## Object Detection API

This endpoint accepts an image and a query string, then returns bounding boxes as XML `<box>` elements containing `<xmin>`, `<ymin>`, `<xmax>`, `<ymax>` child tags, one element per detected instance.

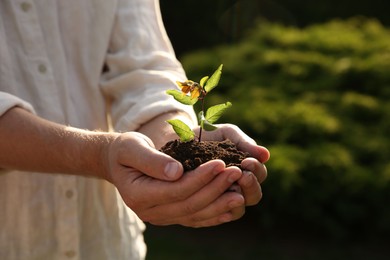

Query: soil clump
<box><xmin>160</xmin><ymin>139</ymin><xmax>249</xmax><ymax>172</ymax></box>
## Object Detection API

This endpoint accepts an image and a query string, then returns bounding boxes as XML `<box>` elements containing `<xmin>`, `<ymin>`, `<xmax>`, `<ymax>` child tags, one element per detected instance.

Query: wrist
<box><xmin>70</xmin><ymin>128</ymin><xmax>120</xmax><ymax>181</ymax></box>
<box><xmin>97</xmin><ymin>132</ymin><xmax>120</xmax><ymax>183</ymax></box>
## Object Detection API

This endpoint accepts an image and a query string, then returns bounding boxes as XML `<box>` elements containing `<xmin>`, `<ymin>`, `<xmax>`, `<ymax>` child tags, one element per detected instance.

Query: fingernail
<box><xmin>164</xmin><ymin>162</ymin><xmax>180</xmax><ymax>179</ymax></box>
<box><xmin>244</xmin><ymin>164</ymin><xmax>256</xmax><ymax>173</ymax></box>
<box><xmin>228</xmin><ymin>172</ymin><xmax>240</xmax><ymax>183</ymax></box>
<box><xmin>229</xmin><ymin>199</ymin><xmax>243</xmax><ymax>208</ymax></box>
<box><xmin>212</xmin><ymin>164</ymin><xmax>224</xmax><ymax>175</ymax></box>
<box><xmin>242</xmin><ymin>171</ymin><xmax>255</xmax><ymax>186</ymax></box>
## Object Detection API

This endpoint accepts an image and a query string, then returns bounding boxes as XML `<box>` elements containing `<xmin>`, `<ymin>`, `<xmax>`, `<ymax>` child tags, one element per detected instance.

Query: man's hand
<box><xmin>197</xmin><ymin>124</ymin><xmax>270</xmax><ymax>206</ymax></box>
<box><xmin>106</xmin><ymin>132</ymin><xmax>247</xmax><ymax>227</ymax></box>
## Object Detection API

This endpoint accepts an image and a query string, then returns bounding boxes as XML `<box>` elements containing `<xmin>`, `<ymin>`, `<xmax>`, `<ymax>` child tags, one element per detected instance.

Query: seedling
<box><xmin>166</xmin><ymin>64</ymin><xmax>232</xmax><ymax>142</ymax></box>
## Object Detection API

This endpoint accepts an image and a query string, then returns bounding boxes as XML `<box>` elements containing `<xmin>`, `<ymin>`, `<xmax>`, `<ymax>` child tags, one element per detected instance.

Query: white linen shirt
<box><xmin>0</xmin><ymin>0</ymin><xmax>196</xmax><ymax>259</ymax></box>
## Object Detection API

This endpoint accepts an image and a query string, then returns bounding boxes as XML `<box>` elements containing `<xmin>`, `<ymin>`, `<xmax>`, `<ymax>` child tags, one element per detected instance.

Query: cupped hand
<box><xmin>196</xmin><ymin>124</ymin><xmax>270</xmax><ymax>206</ymax></box>
<box><xmin>105</xmin><ymin>132</ymin><xmax>246</xmax><ymax>227</ymax></box>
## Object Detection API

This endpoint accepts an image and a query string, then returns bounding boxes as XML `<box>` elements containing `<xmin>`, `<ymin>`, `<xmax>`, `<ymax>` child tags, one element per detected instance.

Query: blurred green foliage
<box><xmin>180</xmin><ymin>17</ymin><xmax>390</xmax><ymax>240</ymax></box>
<box><xmin>161</xmin><ymin>0</ymin><xmax>390</xmax><ymax>57</ymax></box>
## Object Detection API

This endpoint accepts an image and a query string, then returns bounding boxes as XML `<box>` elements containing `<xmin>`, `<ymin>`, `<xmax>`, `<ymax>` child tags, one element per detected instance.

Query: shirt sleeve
<box><xmin>99</xmin><ymin>0</ymin><xmax>197</xmax><ymax>132</ymax></box>
<box><xmin>0</xmin><ymin>91</ymin><xmax>36</xmax><ymax>117</ymax></box>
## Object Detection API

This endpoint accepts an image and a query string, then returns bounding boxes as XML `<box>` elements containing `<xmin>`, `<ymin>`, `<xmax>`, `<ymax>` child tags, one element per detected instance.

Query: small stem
<box><xmin>198</xmin><ymin>92</ymin><xmax>207</xmax><ymax>142</ymax></box>
<box><xmin>197</xmin><ymin>87</ymin><xmax>208</xmax><ymax>142</ymax></box>
<box><xmin>198</xmin><ymin>95</ymin><xmax>206</xmax><ymax>142</ymax></box>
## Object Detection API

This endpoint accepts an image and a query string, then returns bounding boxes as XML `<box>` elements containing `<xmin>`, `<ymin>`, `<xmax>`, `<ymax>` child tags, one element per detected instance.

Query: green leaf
<box><xmin>198</xmin><ymin>111</ymin><xmax>218</xmax><ymax>131</ymax></box>
<box><xmin>167</xmin><ymin>119</ymin><xmax>195</xmax><ymax>142</ymax></box>
<box><xmin>200</xmin><ymin>76</ymin><xmax>209</xmax><ymax>87</ymax></box>
<box><xmin>166</xmin><ymin>90</ymin><xmax>198</xmax><ymax>105</ymax></box>
<box><xmin>204</xmin><ymin>64</ymin><xmax>223</xmax><ymax>93</ymax></box>
<box><xmin>197</xmin><ymin>110</ymin><xmax>204</xmax><ymax>124</ymax></box>
<box><xmin>205</xmin><ymin>102</ymin><xmax>232</xmax><ymax>124</ymax></box>
<box><xmin>201</xmin><ymin>119</ymin><xmax>218</xmax><ymax>131</ymax></box>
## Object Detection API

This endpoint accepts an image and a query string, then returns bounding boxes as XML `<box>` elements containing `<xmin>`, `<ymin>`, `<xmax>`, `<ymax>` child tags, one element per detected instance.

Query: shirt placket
<box><xmin>55</xmin><ymin>175</ymin><xmax>80</xmax><ymax>260</ymax></box>
<box><xmin>11</xmin><ymin>1</ymin><xmax>80</xmax><ymax>258</ymax></box>
<box><xmin>11</xmin><ymin>0</ymin><xmax>64</xmax><ymax>122</ymax></box>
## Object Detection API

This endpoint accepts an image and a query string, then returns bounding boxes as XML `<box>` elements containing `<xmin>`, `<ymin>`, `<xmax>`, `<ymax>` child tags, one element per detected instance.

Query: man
<box><xmin>0</xmin><ymin>0</ymin><xmax>269</xmax><ymax>259</ymax></box>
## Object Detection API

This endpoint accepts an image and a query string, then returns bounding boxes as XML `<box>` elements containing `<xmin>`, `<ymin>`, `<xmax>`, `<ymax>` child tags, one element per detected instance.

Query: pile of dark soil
<box><xmin>160</xmin><ymin>139</ymin><xmax>249</xmax><ymax>172</ymax></box>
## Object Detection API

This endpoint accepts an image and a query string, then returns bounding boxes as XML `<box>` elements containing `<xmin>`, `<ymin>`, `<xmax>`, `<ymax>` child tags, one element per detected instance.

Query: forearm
<box><xmin>0</xmin><ymin>107</ymin><xmax>117</xmax><ymax>179</ymax></box>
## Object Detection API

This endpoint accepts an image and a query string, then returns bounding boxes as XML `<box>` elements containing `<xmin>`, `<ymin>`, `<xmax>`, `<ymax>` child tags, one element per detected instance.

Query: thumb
<box><xmin>115</xmin><ymin>132</ymin><xmax>183</xmax><ymax>181</ymax></box>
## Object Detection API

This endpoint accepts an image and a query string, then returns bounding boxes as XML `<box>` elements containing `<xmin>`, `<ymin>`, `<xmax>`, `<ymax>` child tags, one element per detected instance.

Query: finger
<box><xmin>137</xmin><ymin>167</ymin><xmax>243</xmax><ymax>223</ymax></box>
<box><xmin>241</xmin><ymin>157</ymin><xmax>268</xmax><ymax>184</ymax></box>
<box><xmin>227</xmin><ymin>183</ymin><xmax>241</xmax><ymax>193</ymax></box>
<box><xmin>220</xmin><ymin>125</ymin><xmax>270</xmax><ymax>163</ymax></box>
<box><xmin>127</xmin><ymin>160</ymin><xmax>226</xmax><ymax>210</ymax></box>
<box><xmin>199</xmin><ymin>124</ymin><xmax>254</xmax><ymax>143</ymax></box>
<box><xmin>182</xmin><ymin>196</ymin><xmax>246</xmax><ymax>228</ymax></box>
<box><xmin>240</xmin><ymin>158</ymin><xmax>267</xmax><ymax>206</ymax></box>
<box><xmin>237</xmin><ymin>171</ymin><xmax>263</xmax><ymax>206</ymax></box>
<box><xmin>190</xmin><ymin>193</ymin><xmax>245</xmax><ymax>227</ymax></box>
<box><xmin>114</xmin><ymin>132</ymin><xmax>184</xmax><ymax>181</ymax></box>
<box><xmin>148</xmin><ymin>191</ymin><xmax>245</xmax><ymax>227</ymax></box>
<box><xmin>180</xmin><ymin>167</ymin><xmax>243</xmax><ymax>212</ymax></box>
<box><xmin>242</xmin><ymin>145</ymin><xmax>270</xmax><ymax>164</ymax></box>
<box><xmin>201</xmin><ymin>124</ymin><xmax>270</xmax><ymax>163</ymax></box>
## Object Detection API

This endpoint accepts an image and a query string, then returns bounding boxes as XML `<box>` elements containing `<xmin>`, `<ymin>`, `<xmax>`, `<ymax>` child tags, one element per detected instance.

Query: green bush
<box><xmin>180</xmin><ymin>17</ymin><xmax>390</xmax><ymax>240</ymax></box>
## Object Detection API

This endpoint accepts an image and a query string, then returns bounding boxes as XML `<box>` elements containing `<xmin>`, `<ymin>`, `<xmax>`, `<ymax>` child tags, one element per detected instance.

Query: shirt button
<box><xmin>38</xmin><ymin>64</ymin><xmax>47</xmax><ymax>74</ymax></box>
<box><xmin>65</xmin><ymin>190</ymin><xmax>74</xmax><ymax>199</ymax></box>
<box><xmin>65</xmin><ymin>250</ymin><xmax>76</xmax><ymax>258</ymax></box>
<box><xmin>20</xmin><ymin>2</ymin><xmax>32</xmax><ymax>12</ymax></box>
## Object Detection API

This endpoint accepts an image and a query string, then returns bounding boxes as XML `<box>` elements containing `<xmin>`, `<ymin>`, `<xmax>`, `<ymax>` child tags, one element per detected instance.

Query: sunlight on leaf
<box><xmin>166</xmin><ymin>119</ymin><xmax>195</xmax><ymax>142</ymax></box>
<box><xmin>205</xmin><ymin>102</ymin><xmax>232</xmax><ymax>124</ymax></box>
<box><xmin>204</xmin><ymin>64</ymin><xmax>223</xmax><ymax>92</ymax></box>
<box><xmin>166</xmin><ymin>89</ymin><xmax>198</xmax><ymax>105</ymax></box>
<box><xmin>200</xmin><ymin>76</ymin><xmax>209</xmax><ymax>87</ymax></box>
<box><xmin>198</xmin><ymin>111</ymin><xmax>218</xmax><ymax>131</ymax></box>
<box><xmin>201</xmin><ymin>119</ymin><xmax>218</xmax><ymax>131</ymax></box>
